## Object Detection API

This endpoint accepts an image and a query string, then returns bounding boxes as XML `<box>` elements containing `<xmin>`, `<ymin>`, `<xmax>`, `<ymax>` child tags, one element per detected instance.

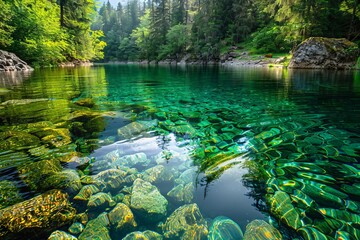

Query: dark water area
<box><xmin>0</xmin><ymin>65</ymin><xmax>360</xmax><ymax>239</ymax></box>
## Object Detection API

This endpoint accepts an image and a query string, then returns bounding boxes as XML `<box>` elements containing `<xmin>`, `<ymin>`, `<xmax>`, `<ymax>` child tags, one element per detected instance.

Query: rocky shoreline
<box><xmin>106</xmin><ymin>37</ymin><xmax>360</xmax><ymax>70</ymax></box>
<box><xmin>0</xmin><ymin>50</ymin><xmax>33</xmax><ymax>72</ymax></box>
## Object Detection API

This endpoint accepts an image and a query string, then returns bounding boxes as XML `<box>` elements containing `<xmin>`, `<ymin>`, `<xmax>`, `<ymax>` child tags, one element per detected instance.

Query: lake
<box><xmin>0</xmin><ymin>65</ymin><xmax>360</xmax><ymax>239</ymax></box>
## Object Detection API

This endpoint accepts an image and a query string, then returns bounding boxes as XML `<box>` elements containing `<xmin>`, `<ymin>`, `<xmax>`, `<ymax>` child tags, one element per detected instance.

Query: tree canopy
<box><xmin>1</xmin><ymin>0</ymin><xmax>359</xmax><ymax>64</ymax></box>
<box><xmin>95</xmin><ymin>0</ymin><xmax>360</xmax><ymax>62</ymax></box>
<box><xmin>0</xmin><ymin>0</ymin><xmax>106</xmax><ymax>66</ymax></box>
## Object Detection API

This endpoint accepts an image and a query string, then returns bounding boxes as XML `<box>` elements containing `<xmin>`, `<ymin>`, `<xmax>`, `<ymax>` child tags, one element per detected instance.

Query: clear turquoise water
<box><xmin>0</xmin><ymin>65</ymin><xmax>360</xmax><ymax>239</ymax></box>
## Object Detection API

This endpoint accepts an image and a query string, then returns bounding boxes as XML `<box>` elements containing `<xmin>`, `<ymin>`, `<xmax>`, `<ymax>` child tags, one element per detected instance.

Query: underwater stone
<box><xmin>118</xmin><ymin>152</ymin><xmax>150</xmax><ymax>168</ymax></box>
<box><xmin>43</xmin><ymin>169</ymin><xmax>82</xmax><ymax>194</ymax></box>
<box><xmin>142</xmin><ymin>165</ymin><xmax>174</xmax><ymax>183</ymax></box>
<box><xmin>167</xmin><ymin>182</ymin><xmax>194</xmax><ymax>204</ymax></box>
<box><xmin>117</xmin><ymin>120</ymin><xmax>157</xmax><ymax>139</ymax></box>
<box><xmin>113</xmin><ymin>193</ymin><xmax>125</xmax><ymax>203</ymax></box>
<box><xmin>74</xmin><ymin>98</ymin><xmax>96</xmax><ymax>108</ymax></box>
<box><xmin>0</xmin><ymin>151</ymin><xmax>31</xmax><ymax>170</ymax></box>
<box><xmin>76</xmin><ymin>213</ymin><xmax>89</xmax><ymax>226</ymax></box>
<box><xmin>78</xmin><ymin>213</ymin><xmax>111</xmax><ymax>240</ymax></box>
<box><xmin>80</xmin><ymin>175</ymin><xmax>97</xmax><ymax>185</ymax></box>
<box><xmin>48</xmin><ymin>230</ymin><xmax>77</xmax><ymax>240</ymax></box>
<box><xmin>0</xmin><ymin>190</ymin><xmax>76</xmax><ymax>238</ymax></box>
<box><xmin>0</xmin><ymin>180</ymin><xmax>22</xmax><ymax>209</ymax></box>
<box><xmin>18</xmin><ymin>159</ymin><xmax>62</xmax><ymax>191</ymax></box>
<box><xmin>87</xmin><ymin>192</ymin><xmax>116</xmax><ymax>209</ymax></box>
<box><xmin>93</xmin><ymin>169</ymin><xmax>127</xmax><ymax>191</ymax></box>
<box><xmin>130</xmin><ymin>178</ymin><xmax>168</xmax><ymax>222</ymax></box>
<box><xmin>74</xmin><ymin>185</ymin><xmax>100</xmax><ymax>201</ymax></box>
<box><xmin>108</xmin><ymin>203</ymin><xmax>137</xmax><ymax>231</ymax></box>
<box><xmin>175</xmin><ymin>168</ymin><xmax>196</xmax><ymax>185</ymax></box>
<box><xmin>122</xmin><ymin>230</ymin><xmax>163</xmax><ymax>240</ymax></box>
<box><xmin>208</xmin><ymin>216</ymin><xmax>243</xmax><ymax>240</ymax></box>
<box><xmin>103</xmin><ymin>149</ymin><xmax>122</xmax><ymax>161</ymax></box>
<box><xmin>269</xmin><ymin>191</ymin><xmax>302</xmax><ymax>230</ymax></box>
<box><xmin>37</xmin><ymin>128</ymin><xmax>72</xmax><ymax>148</ymax></box>
<box><xmin>0</xmin><ymin>130</ymin><xmax>40</xmax><ymax>150</ymax></box>
<box><xmin>162</xmin><ymin>203</ymin><xmax>208</xmax><ymax>239</ymax></box>
<box><xmin>243</xmin><ymin>220</ymin><xmax>282</xmax><ymax>240</ymax></box>
<box><xmin>68</xmin><ymin>222</ymin><xmax>84</xmax><ymax>235</ymax></box>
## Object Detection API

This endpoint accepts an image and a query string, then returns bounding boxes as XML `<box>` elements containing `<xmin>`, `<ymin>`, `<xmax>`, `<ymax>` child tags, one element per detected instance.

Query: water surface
<box><xmin>0</xmin><ymin>65</ymin><xmax>360</xmax><ymax>239</ymax></box>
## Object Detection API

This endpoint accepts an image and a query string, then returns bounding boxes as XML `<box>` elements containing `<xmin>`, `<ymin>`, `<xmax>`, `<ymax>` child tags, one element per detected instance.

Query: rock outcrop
<box><xmin>0</xmin><ymin>50</ymin><xmax>33</xmax><ymax>71</ymax></box>
<box><xmin>289</xmin><ymin>37</ymin><xmax>359</xmax><ymax>69</ymax></box>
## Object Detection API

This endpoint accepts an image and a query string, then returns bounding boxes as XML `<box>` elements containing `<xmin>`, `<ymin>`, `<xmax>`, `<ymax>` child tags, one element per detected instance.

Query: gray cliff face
<box><xmin>289</xmin><ymin>37</ymin><xmax>359</xmax><ymax>69</ymax></box>
<box><xmin>0</xmin><ymin>50</ymin><xmax>33</xmax><ymax>72</ymax></box>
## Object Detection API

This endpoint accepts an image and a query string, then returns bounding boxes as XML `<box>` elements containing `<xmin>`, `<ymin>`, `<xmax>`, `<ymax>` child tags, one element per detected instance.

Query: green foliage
<box><xmin>8</xmin><ymin>0</ymin><xmax>69</xmax><ymax>65</ymax></box>
<box><xmin>159</xmin><ymin>24</ymin><xmax>189</xmax><ymax>60</ymax></box>
<box><xmin>250</xmin><ymin>24</ymin><xmax>292</xmax><ymax>53</ymax></box>
<box><xmin>131</xmin><ymin>9</ymin><xmax>152</xmax><ymax>59</ymax></box>
<box><xmin>0</xmin><ymin>0</ymin><xmax>105</xmax><ymax>66</ymax></box>
<box><xmin>94</xmin><ymin>0</ymin><xmax>360</xmax><ymax>62</ymax></box>
<box><xmin>0</xmin><ymin>0</ymin><xmax>14</xmax><ymax>47</ymax></box>
<box><xmin>118</xmin><ymin>37</ymin><xmax>138</xmax><ymax>61</ymax></box>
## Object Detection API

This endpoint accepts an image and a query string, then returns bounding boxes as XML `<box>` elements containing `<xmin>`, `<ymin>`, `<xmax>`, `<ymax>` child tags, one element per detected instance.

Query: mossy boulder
<box><xmin>208</xmin><ymin>216</ymin><xmax>243</xmax><ymax>240</ymax></box>
<box><xmin>108</xmin><ymin>203</ymin><xmax>137</xmax><ymax>231</ymax></box>
<box><xmin>130</xmin><ymin>178</ymin><xmax>168</xmax><ymax>222</ymax></box>
<box><xmin>48</xmin><ymin>230</ymin><xmax>77</xmax><ymax>240</ymax></box>
<box><xmin>289</xmin><ymin>37</ymin><xmax>359</xmax><ymax>69</ymax></box>
<box><xmin>243</xmin><ymin>220</ymin><xmax>282</xmax><ymax>240</ymax></box>
<box><xmin>0</xmin><ymin>190</ymin><xmax>76</xmax><ymax>239</ymax></box>
<box><xmin>167</xmin><ymin>182</ymin><xmax>194</xmax><ymax>204</ymax></box>
<box><xmin>43</xmin><ymin>169</ymin><xmax>82</xmax><ymax>194</ymax></box>
<box><xmin>18</xmin><ymin>159</ymin><xmax>63</xmax><ymax>191</ymax></box>
<box><xmin>122</xmin><ymin>230</ymin><xmax>163</xmax><ymax>240</ymax></box>
<box><xmin>0</xmin><ymin>130</ymin><xmax>40</xmax><ymax>150</ymax></box>
<box><xmin>162</xmin><ymin>203</ymin><xmax>208</xmax><ymax>240</ymax></box>
<box><xmin>0</xmin><ymin>180</ymin><xmax>22</xmax><ymax>209</ymax></box>
<box><xmin>78</xmin><ymin>213</ymin><xmax>111</xmax><ymax>240</ymax></box>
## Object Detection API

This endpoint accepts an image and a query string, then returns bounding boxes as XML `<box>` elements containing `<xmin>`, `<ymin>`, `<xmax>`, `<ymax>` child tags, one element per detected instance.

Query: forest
<box><xmin>1</xmin><ymin>0</ymin><xmax>360</xmax><ymax>65</ymax></box>
<box><xmin>0</xmin><ymin>0</ymin><xmax>106</xmax><ymax>66</ymax></box>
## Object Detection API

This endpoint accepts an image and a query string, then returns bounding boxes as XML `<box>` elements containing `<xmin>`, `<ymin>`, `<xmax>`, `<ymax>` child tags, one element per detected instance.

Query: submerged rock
<box><xmin>243</xmin><ymin>220</ymin><xmax>282</xmax><ymax>240</ymax></box>
<box><xmin>117</xmin><ymin>120</ymin><xmax>157</xmax><ymax>139</ymax></box>
<box><xmin>87</xmin><ymin>192</ymin><xmax>115</xmax><ymax>209</ymax></box>
<box><xmin>208</xmin><ymin>216</ymin><xmax>243</xmax><ymax>240</ymax></box>
<box><xmin>93</xmin><ymin>169</ymin><xmax>127</xmax><ymax>191</ymax></box>
<box><xmin>18</xmin><ymin>159</ymin><xmax>62</xmax><ymax>191</ymax></box>
<box><xmin>74</xmin><ymin>98</ymin><xmax>96</xmax><ymax>108</ymax></box>
<box><xmin>167</xmin><ymin>182</ymin><xmax>194</xmax><ymax>204</ymax></box>
<box><xmin>0</xmin><ymin>180</ymin><xmax>22</xmax><ymax>209</ymax></box>
<box><xmin>0</xmin><ymin>190</ymin><xmax>76</xmax><ymax>239</ymax></box>
<box><xmin>48</xmin><ymin>230</ymin><xmax>77</xmax><ymax>240</ymax></box>
<box><xmin>78</xmin><ymin>213</ymin><xmax>111</xmax><ymax>240</ymax></box>
<box><xmin>74</xmin><ymin>185</ymin><xmax>100</xmax><ymax>201</ymax></box>
<box><xmin>142</xmin><ymin>165</ymin><xmax>174</xmax><ymax>183</ymax></box>
<box><xmin>289</xmin><ymin>37</ymin><xmax>359</xmax><ymax>69</ymax></box>
<box><xmin>68</xmin><ymin>222</ymin><xmax>84</xmax><ymax>236</ymax></box>
<box><xmin>162</xmin><ymin>203</ymin><xmax>208</xmax><ymax>239</ymax></box>
<box><xmin>122</xmin><ymin>230</ymin><xmax>163</xmax><ymax>240</ymax></box>
<box><xmin>130</xmin><ymin>178</ymin><xmax>168</xmax><ymax>222</ymax></box>
<box><xmin>113</xmin><ymin>152</ymin><xmax>150</xmax><ymax>169</ymax></box>
<box><xmin>0</xmin><ymin>130</ymin><xmax>40</xmax><ymax>150</ymax></box>
<box><xmin>43</xmin><ymin>169</ymin><xmax>82</xmax><ymax>194</ymax></box>
<box><xmin>108</xmin><ymin>203</ymin><xmax>137</xmax><ymax>231</ymax></box>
